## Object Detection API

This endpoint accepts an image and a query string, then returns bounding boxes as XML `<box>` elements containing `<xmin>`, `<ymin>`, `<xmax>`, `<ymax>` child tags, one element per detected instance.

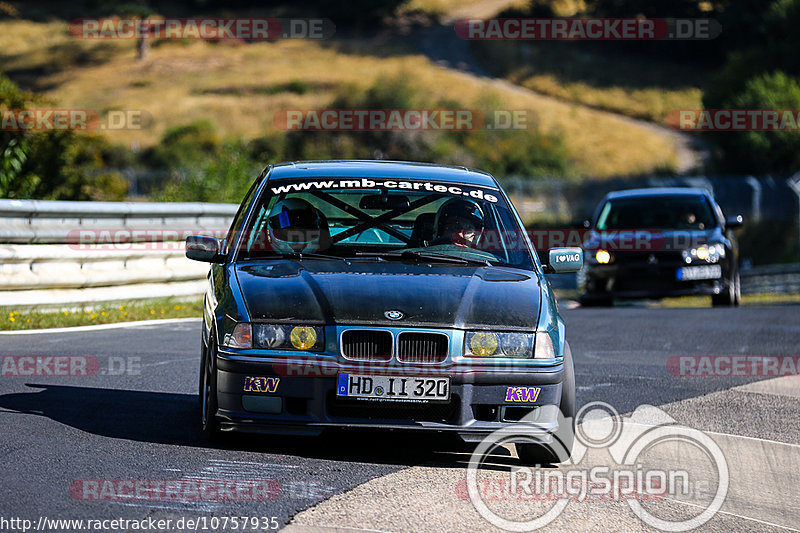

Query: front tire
<box><xmin>516</xmin><ymin>342</ymin><xmax>576</xmax><ymax>465</ymax></box>
<box><xmin>200</xmin><ymin>334</ymin><xmax>221</xmax><ymax>440</ymax></box>
<box><xmin>712</xmin><ymin>271</ymin><xmax>739</xmax><ymax>307</ymax></box>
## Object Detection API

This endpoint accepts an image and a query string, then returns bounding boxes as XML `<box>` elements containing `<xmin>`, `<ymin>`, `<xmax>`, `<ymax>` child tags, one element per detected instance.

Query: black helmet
<box><xmin>434</xmin><ymin>198</ymin><xmax>485</xmax><ymax>246</ymax></box>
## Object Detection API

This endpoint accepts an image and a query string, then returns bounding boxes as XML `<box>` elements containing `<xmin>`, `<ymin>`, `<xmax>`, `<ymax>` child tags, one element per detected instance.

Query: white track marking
<box><xmin>663</xmin><ymin>496</ymin><xmax>800</xmax><ymax>532</ymax></box>
<box><xmin>0</xmin><ymin>317</ymin><xmax>200</xmax><ymax>335</ymax></box>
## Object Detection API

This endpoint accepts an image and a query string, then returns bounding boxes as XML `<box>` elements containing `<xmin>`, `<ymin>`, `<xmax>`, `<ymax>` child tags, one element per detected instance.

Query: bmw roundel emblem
<box><xmin>384</xmin><ymin>310</ymin><xmax>404</xmax><ymax>320</ymax></box>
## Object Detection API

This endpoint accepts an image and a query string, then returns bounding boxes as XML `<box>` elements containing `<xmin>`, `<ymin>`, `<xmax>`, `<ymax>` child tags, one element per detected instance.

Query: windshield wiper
<box><xmin>355</xmin><ymin>250</ymin><xmax>491</xmax><ymax>266</ymax></box>
<box><xmin>271</xmin><ymin>252</ymin><xmax>349</xmax><ymax>262</ymax></box>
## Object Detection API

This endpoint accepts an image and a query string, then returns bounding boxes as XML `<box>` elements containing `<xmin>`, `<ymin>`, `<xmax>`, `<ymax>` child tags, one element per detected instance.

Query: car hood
<box><xmin>235</xmin><ymin>260</ymin><xmax>541</xmax><ymax>329</ymax></box>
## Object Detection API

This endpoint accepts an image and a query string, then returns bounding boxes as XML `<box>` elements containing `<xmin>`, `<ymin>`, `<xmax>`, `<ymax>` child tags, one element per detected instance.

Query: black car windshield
<box><xmin>596</xmin><ymin>195</ymin><xmax>717</xmax><ymax>230</ymax></box>
<box><xmin>234</xmin><ymin>177</ymin><xmax>534</xmax><ymax>269</ymax></box>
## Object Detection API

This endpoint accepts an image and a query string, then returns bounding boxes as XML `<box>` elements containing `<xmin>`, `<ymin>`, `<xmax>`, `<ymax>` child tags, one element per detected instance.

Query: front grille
<box><xmin>614</xmin><ymin>251</ymin><xmax>683</xmax><ymax>264</ymax></box>
<box><xmin>397</xmin><ymin>332</ymin><xmax>448</xmax><ymax>364</ymax></box>
<box><xmin>341</xmin><ymin>330</ymin><xmax>392</xmax><ymax>361</ymax></box>
<box><xmin>328</xmin><ymin>392</ymin><xmax>459</xmax><ymax>423</ymax></box>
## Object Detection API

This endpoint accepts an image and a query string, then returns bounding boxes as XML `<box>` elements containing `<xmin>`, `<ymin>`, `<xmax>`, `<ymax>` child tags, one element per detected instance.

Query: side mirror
<box><xmin>725</xmin><ymin>214</ymin><xmax>744</xmax><ymax>229</ymax></box>
<box><xmin>186</xmin><ymin>235</ymin><xmax>225</xmax><ymax>263</ymax></box>
<box><xmin>546</xmin><ymin>247</ymin><xmax>583</xmax><ymax>273</ymax></box>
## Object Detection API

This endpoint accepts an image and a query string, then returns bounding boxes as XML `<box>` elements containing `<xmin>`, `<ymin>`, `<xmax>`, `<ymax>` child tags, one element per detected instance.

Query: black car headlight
<box><xmin>253</xmin><ymin>324</ymin><xmax>324</xmax><ymax>351</ymax></box>
<box><xmin>464</xmin><ymin>331</ymin><xmax>553</xmax><ymax>358</ymax></box>
<box><xmin>682</xmin><ymin>243</ymin><xmax>725</xmax><ymax>264</ymax></box>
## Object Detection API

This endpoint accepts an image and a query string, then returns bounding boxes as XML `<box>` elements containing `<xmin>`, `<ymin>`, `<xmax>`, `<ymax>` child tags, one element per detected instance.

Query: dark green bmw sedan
<box><xmin>186</xmin><ymin>160</ymin><xmax>582</xmax><ymax>463</ymax></box>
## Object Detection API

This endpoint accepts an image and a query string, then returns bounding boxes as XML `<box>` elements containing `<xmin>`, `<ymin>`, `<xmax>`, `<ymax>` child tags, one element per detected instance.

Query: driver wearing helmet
<box><xmin>266</xmin><ymin>197</ymin><xmax>330</xmax><ymax>253</ymax></box>
<box><xmin>432</xmin><ymin>198</ymin><xmax>485</xmax><ymax>248</ymax></box>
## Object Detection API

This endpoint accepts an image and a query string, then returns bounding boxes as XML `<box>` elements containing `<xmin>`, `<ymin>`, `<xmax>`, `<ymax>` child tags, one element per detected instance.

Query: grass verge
<box><xmin>553</xmin><ymin>290</ymin><xmax>800</xmax><ymax>308</ymax></box>
<box><xmin>0</xmin><ymin>297</ymin><xmax>202</xmax><ymax>331</ymax></box>
<box><xmin>659</xmin><ymin>293</ymin><xmax>800</xmax><ymax>308</ymax></box>
<box><xmin>471</xmin><ymin>40</ymin><xmax>706</xmax><ymax>123</ymax></box>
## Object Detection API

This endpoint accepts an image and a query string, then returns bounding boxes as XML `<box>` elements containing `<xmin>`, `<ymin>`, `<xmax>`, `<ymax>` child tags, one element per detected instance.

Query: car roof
<box><xmin>604</xmin><ymin>187</ymin><xmax>712</xmax><ymax>200</ymax></box>
<box><xmin>266</xmin><ymin>160</ymin><xmax>498</xmax><ymax>188</ymax></box>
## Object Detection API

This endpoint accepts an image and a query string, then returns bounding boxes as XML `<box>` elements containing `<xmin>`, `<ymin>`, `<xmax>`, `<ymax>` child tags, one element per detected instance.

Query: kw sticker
<box><xmin>505</xmin><ymin>387</ymin><xmax>541</xmax><ymax>402</ymax></box>
<box><xmin>243</xmin><ymin>377</ymin><xmax>280</xmax><ymax>393</ymax></box>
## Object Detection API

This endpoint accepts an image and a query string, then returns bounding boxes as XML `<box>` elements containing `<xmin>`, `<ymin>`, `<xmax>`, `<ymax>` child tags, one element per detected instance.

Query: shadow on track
<box><xmin>0</xmin><ymin>383</ymin><xmax>517</xmax><ymax>468</ymax></box>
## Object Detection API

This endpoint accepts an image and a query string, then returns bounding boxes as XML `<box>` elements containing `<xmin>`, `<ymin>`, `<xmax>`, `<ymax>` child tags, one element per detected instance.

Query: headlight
<box><xmin>682</xmin><ymin>244</ymin><xmax>725</xmax><ymax>264</ymax></box>
<box><xmin>465</xmin><ymin>331</ymin><xmax>534</xmax><ymax>358</ymax></box>
<box><xmin>222</xmin><ymin>323</ymin><xmax>252</xmax><ymax>349</ymax></box>
<box><xmin>595</xmin><ymin>249</ymin><xmax>611</xmax><ymax>264</ymax></box>
<box><xmin>253</xmin><ymin>324</ymin><xmax>324</xmax><ymax>351</ymax></box>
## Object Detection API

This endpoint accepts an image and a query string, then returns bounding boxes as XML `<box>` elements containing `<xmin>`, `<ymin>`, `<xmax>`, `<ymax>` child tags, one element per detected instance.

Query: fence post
<box><xmin>745</xmin><ymin>176</ymin><xmax>762</xmax><ymax>222</ymax></box>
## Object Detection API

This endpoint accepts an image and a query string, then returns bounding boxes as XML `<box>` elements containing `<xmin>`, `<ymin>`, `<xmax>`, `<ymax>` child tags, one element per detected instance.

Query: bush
<box><xmin>283</xmin><ymin>74</ymin><xmax>573</xmax><ymax>179</ymax></box>
<box><xmin>0</xmin><ymin>72</ymin><xmax>134</xmax><ymax>200</ymax></box>
<box><xmin>142</xmin><ymin>120</ymin><xmax>220</xmax><ymax>169</ymax></box>
<box><xmin>705</xmin><ymin>71</ymin><xmax>800</xmax><ymax>174</ymax></box>
<box><xmin>154</xmin><ymin>141</ymin><xmax>262</xmax><ymax>203</ymax></box>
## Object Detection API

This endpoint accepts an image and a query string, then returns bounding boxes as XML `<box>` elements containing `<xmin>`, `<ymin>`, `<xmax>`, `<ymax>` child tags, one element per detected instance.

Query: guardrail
<box><xmin>548</xmin><ymin>263</ymin><xmax>800</xmax><ymax>296</ymax></box>
<box><xmin>0</xmin><ymin>199</ymin><xmax>237</xmax><ymax>308</ymax></box>
<box><xmin>740</xmin><ymin>263</ymin><xmax>800</xmax><ymax>294</ymax></box>
<box><xmin>0</xmin><ymin>199</ymin><xmax>237</xmax><ymax>244</ymax></box>
<box><xmin>1</xmin><ymin>199</ymin><xmax>797</xmax><ymax>308</ymax></box>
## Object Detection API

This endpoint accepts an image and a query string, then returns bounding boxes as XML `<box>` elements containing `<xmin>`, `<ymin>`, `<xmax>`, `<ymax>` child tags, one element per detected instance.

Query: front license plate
<box><xmin>336</xmin><ymin>374</ymin><xmax>450</xmax><ymax>401</ymax></box>
<box><xmin>676</xmin><ymin>265</ymin><xmax>722</xmax><ymax>281</ymax></box>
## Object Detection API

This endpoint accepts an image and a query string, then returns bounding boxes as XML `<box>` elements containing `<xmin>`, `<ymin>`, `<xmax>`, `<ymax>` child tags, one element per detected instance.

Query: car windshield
<box><xmin>595</xmin><ymin>195</ymin><xmax>717</xmax><ymax>230</ymax></box>
<box><xmin>234</xmin><ymin>177</ymin><xmax>534</xmax><ymax>269</ymax></box>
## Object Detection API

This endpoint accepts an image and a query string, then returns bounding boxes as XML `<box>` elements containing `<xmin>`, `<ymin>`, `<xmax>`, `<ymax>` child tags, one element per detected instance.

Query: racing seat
<box><xmin>409</xmin><ymin>212</ymin><xmax>436</xmax><ymax>248</ymax></box>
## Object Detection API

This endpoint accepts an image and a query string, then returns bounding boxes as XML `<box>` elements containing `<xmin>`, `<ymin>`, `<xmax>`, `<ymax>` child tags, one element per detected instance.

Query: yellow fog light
<box><xmin>595</xmin><ymin>249</ymin><xmax>611</xmax><ymax>264</ymax></box>
<box><xmin>290</xmin><ymin>326</ymin><xmax>317</xmax><ymax>350</ymax></box>
<box><xmin>469</xmin><ymin>332</ymin><xmax>498</xmax><ymax>356</ymax></box>
<box><xmin>695</xmin><ymin>246</ymin><xmax>709</xmax><ymax>260</ymax></box>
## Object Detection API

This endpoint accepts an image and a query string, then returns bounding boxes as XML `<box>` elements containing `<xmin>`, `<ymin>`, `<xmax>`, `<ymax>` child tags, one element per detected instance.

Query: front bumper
<box><xmin>584</xmin><ymin>259</ymin><xmax>729</xmax><ymax>299</ymax></box>
<box><xmin>214</xmin><ymin>352</ymin><xmax>564</xmax><ymax>443</ymax></box>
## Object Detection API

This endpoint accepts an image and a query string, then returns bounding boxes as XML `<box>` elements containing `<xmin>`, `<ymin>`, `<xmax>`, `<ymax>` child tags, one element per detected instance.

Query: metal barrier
<box><xmin>1</xmin><ymin>199</ymin><xmax>796</xmax><ymax>308</ymax></box>
<box><xmin>740</xmin><ymin>263</ymin><xmax>800</xmax><ymax>294</ymax></box>
<box><xmin>0</xmin><ymin>199</ymin><xmax>237</xmax><ymax>308</ymax></box>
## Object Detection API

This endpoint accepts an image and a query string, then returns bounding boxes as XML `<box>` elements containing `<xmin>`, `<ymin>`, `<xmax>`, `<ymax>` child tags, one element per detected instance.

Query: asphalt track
<box><xmin>1</xmin><ymin>304</ymin><xmax>798</xmax><ymax>532</ymax></box>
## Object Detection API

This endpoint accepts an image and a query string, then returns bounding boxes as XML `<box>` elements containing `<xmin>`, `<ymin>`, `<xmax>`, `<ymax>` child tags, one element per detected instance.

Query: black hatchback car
<box><xmin>580</xmin><ymin>188</ymin><xmax>743</xmax><ymax>306</ymax></box>
<box><xmin>186</xmin><ymin>160</ymin><xmax>583</xmax><ymax>464</ymax></box>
